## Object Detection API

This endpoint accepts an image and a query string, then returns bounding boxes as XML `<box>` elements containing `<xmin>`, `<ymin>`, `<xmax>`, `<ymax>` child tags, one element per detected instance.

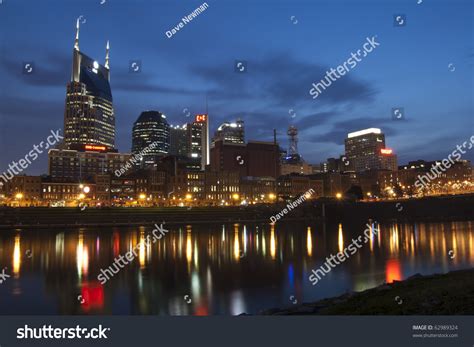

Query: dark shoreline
<box><xmin>0</xmin><ymin>193</ymin><xmax>473</xmax><ymax>229</ymax></box>
<box><xmin>259</xmin><ymin>268</ymin><xmax>474</xmax><ymax>315</ymax></box>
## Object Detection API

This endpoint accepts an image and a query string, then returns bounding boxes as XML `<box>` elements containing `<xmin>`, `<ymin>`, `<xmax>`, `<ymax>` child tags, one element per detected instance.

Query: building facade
<box><xmin>345</xmin><ymin>128</ymin><xmax>397</xmax><ymax>172</ymax></box>
<box><xmin>188</xmin><ymin>114</ymin><xmax>209</xmax><ymax>170</ymax></box>
<box><xmin>131</xmin><ymin>111</ymin><xmax>170</xmax><ymax>168</ymax></box>
<box><xmin>48</xmin><ymin>148</ymin><xmax>131</xmax><ymax>181</ymax></box>
<box><xmin>169</xmin><ymin>124</ymin><xmax>188</xmax><ymax>157</ymax></box>
<box><xmin>210</xmin><ymin>140</ymin><xmax>280</xmax><ymax>178</ymax></box>
<box><xmin>64</xmin><ymin>20</ymin><xmax>115</xmax><ymax>151</ymax></box>
<box><xmin>212</xmin><ymin>119</ymin><xmax>245</xmax><ymax>146</ymax></box>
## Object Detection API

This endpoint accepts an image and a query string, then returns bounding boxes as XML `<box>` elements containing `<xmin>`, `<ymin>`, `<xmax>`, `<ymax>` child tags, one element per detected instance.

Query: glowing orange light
<box><xmin>381</xmin><ymin>148</ymin><xmax>393</xmax><ymax>155</ymax></box>
<box><xmin>195</xmin><ymin>114</ymin><xmax>207</xmax><ymax>123</ymax></box>
<box><xmin>85</xmin><ymin>145</ymin><xmax>106</xmax><ymax>151</ymax></box>
<box><xmin>385</xmin><ymin>259</ymin><xmax>402</xmax><ymax>283</ymax></box>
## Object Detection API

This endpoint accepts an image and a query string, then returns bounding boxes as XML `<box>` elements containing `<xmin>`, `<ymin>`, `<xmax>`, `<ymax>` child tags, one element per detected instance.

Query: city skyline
<box><xmin>0</xmin><ymin>0</ymin><xmax>473</xmax><ymax>176</ymax></box>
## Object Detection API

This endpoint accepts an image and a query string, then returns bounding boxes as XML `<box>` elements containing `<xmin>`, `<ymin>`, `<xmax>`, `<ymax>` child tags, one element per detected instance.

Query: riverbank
<box><xmin>261</xmin><ymin>268</ymin><xmax>474</xmax><ymax>315</ymax></box>
<box><xmin>0</xmin><ymin>193</ymin><xmax>472</xmax><ymax>229</ymax></box>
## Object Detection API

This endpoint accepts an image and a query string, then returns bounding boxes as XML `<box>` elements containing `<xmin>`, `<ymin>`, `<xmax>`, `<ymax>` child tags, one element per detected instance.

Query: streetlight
<box><xmin>268</xmin><ymin>193</ymin><xmax>276</xmax><ymax>201</ymax></box>
<box><xmin>139</xmin><ymin>193</ymin><xmax>146</xmax><ymax>200</ymax></box>
<box><xmin>232</xmin><ymin>193</ymin><xmax>240</xmax><ymax>201</ymax></box>
<box><xmin>15</xmin><ymin>193</ymin><xmax>24</xmax><ymax>200</ymax></box>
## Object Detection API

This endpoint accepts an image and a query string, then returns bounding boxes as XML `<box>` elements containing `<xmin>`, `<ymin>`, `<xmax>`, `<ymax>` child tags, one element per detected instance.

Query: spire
<box><xmin>74</xmin><ymin>19</ymin><xmax>80</xmax><ymax>51</ymax></box>
<box><xmin>105</xmin><ymin>40</ymin><xmax>110</xmax><ymax>69</ymax></box>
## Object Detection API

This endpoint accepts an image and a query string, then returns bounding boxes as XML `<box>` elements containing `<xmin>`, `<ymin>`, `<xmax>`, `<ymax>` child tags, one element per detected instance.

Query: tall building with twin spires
<box><xmin>63</xmin><ymin>19</ymin><xmax>115</xmax><ymax>151</ymax></box>
<box><xmin>49</xmin><ymin>21</ymin><xmax>131</xmax><ymax>181</ymax></box>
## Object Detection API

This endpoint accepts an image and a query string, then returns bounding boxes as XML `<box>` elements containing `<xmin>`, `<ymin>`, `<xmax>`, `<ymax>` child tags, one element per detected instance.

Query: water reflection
<box><xmin>13</xmin><ymin>235</ymin><xmax>20</xmax><ymax>278</ymax></box>
<box><xmin>0</xmin><ymin>220</ymin><xmax>473</xmax><ymax>315</ymax></box>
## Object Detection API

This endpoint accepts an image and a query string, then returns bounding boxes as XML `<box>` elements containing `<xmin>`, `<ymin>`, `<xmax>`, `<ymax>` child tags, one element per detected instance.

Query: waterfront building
<box><xmin>8</xmin><ymin>175</ymin><xmax>42</xmax><ymax>206</ymax></box>
<box><xmin>210</xmin><ymin>140</ymin><xmax>280</xmax><ymax>178</ymax></box>
<box><xmin>48</xmin><ymin>148</ymin><xmax>131</xmax><ymax>181</ymax></box>
<box><xmin>204</xmin><ymin>170</ymin><xmax>240</xmax><ymax>205</ymax></box>
<box><xmin>277</xmin><ymin>174</ymin><xmax>323</xmax><ymax>199</ymax></box>
<box><xmin>345</xmin><ymin>128</ymin><xmax>397</xmax><ymax>172</ymax></box>
<box><xmin>42</xmin><ymin>179</ymin><xmax>96</xmax><ymax>206</ymax></box>
<box><xmin>240</xmin><ymin>176</ymin><xmax>276</xmax><ymax>203</ymax></box>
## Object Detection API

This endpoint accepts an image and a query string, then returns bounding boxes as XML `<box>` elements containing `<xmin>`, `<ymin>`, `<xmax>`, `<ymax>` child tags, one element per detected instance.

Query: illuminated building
<box><xmin>281</xmin><ymin>155</ymin><xmax>313</xmax><ymax>175</ymax></box>
<box><xmin>188</xmin><ymin>114</ymin><xmax>209</xmax><ymax>170</ymax></box>
<box><xmin>211</xmin><ymin>119</ymin><xmax>244</xmax><ymax>146</ymax></box>
<box><xmin>64</xmin><ymin>20</ymin><xmax>115</xmax><ymax>151</ymax></box>
<box><xmin>8</xmin><ymin>176</ymin><xmax>42</xmax><ymax>205</ymax></box>
<box><xmin>161</xmin><ymin>156</ymin><xmax>203</xmax><ymax>201</ymax></box>
<box><xmin>277</xmin><ymin>174</ymin><xmax>323</xmax><ymax>199</ymax></box>
<box><xmin>345</xmin><ymin>128</ymin><xmax>397</xmax><ymax>172</ymax></box>
<box><xmin>48</xmin><ymin>148</ymin><xmax>131</xmax><ymax>181</ymax></box>
<box><xmin>131</xmin><ymin>111</ymin><xmax>170</xmax><ymax>168</ymax></box>
<box><xmin>204</xmin><ymin>170</ymin><xmax>240</xmax><ymax>204</ymax></box>
<box><xmin>49</xmin><ymin>21</ymin><xmax>132</xmax><ymax>181</ymax></box>
<box><xmin>41</xmin><ymin>180</ymin><xmax>96</xmax><ymax>205</ymax></box>
<box><xmin>379</xmin><ymin>148</ymin><xmax>398</xmax><ymax>171</ymax></box>
<box><xmin>240</xmin><ymin>176</ymin><xmax>275</xmax><ymax>202</ymax></box>
<box><xmin>310</xmin><ymin>171</ymin><xmax>357</xmax><ymax>197</ymax></box>
<box><xmin>170</xmin><ymin>124</ymin><xmax>188</xmax><ymax>156</ymax></box>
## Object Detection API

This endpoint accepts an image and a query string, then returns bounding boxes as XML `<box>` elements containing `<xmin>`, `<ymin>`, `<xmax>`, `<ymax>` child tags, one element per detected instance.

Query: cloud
<box><xmin>190</xmin><ymin>53</ymin><xmax>378</xmax><ymax>107</ymax></box>
<box><xmin>308</xmin><ymin>117</ymin><xmax>398</xmax><ymax>145</ymax></box>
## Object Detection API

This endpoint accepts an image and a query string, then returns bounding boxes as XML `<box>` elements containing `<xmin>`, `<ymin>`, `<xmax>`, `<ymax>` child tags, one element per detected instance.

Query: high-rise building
<box><xmin>345</xmin><ymin>128</ymin><xmax>396</xmax><ymax>172</ymax></box>
<box><xmin>49</xmin><ymin>21</ymin><xmax>132</xmax><ymax>181</ymax></box>
<box><xmin>64</xmin><ymin>20</ymin><xmax>115</xmax><ymax>151</ymax></box>
<box><xmin>188</xmin><ymin>114</ymin><xmax>209</xmax><ymax>170</ymax></box>
<box><xmin>212</xmin><ymin>119</ymin><xmax>244</xmax><ymax>146</ymax></box>
<box><xmin>131</xmin><ymin>111</ymin><xmax>170</xmax><ymax>168</ymax></box>
<box><xmin>169</xmin><ymin>124</ymin><xmax>188</xmax><ymax>156</ymax></box>
<box><xmin>379</xmin><ymin>148</ymin><xmax>398</xmax><ymax>171</ymax></box>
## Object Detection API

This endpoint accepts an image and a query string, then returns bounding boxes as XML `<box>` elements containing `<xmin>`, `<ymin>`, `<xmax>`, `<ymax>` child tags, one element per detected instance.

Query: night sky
<box><xmin>0</xmin><ymin>0</ymin><xmax>473</xmax><ymax>175</ymax></box>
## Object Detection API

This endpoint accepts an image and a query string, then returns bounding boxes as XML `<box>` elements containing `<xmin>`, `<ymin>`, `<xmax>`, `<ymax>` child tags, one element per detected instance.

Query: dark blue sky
<box><xmin>0</xmin><ymin>0</ymin><xmax>473</xmax><ymax>175</ymax></box>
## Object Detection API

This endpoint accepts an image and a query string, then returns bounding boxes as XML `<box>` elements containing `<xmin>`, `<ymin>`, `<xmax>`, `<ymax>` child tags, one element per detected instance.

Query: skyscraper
<box><xmin>169</xmin><ymin>124</ymin><xmax>188</xmax><ymax>156</ymax></box>
<box><xmin>48</xmin><ymin>21</ymin><xmax>128</xmax><ymax>182</ymax></box>
<box><xmin>212</xmin><ymin>119</ymin><xmax>244</xmax><ymax>146</ymax></box>
<box><xmin>64</xmin><ymin>20</ymin><xmax>115</xmax><ymax>151</ymax></box>
<box><xmin>188</xmin><ymin>114</ymin><xmax>209</xmax><ymax>170</ymax></box>
<box><xmin>344</xmin><ymin>128</ymin><xmax>397</xmax><ymax>172</ymax></box>
<box><xmin>131</xmin><ymin>111</ymin><xmax>170</xmax><ymax>168</ymax></box>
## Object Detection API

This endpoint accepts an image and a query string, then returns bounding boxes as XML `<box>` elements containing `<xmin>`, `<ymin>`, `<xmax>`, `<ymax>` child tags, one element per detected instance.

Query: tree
<box><xmin>345</xmin><ymin>185</ymin><xmax>363</xmax><ymax>200</ymax></box>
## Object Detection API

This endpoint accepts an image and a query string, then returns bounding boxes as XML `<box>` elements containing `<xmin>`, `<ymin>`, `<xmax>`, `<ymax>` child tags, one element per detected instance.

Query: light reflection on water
<box><xmin>0</xmin><ymin>220</ymin><xmax>473</xmax><ymax>315</ymax></box>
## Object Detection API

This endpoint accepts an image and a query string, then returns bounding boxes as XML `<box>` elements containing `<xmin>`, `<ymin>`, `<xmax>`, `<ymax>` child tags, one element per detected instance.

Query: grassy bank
<box><xmin>262</xmin><ymin>269</ymin><xmax>474</xmax><ymax>315</ymax></box>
